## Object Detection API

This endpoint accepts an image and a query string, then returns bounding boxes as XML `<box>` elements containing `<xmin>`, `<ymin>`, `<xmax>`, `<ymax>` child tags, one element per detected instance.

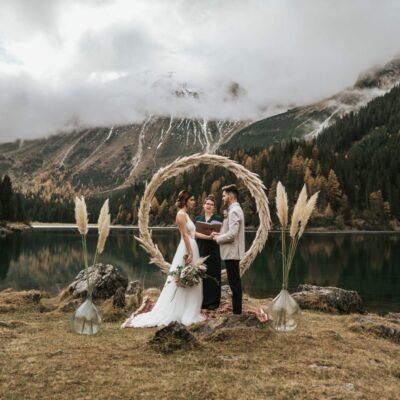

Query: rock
<box><xmin>350</xmin><ymin>315</ymin><xmax>400</xmax><ymax>344</ymax></box>
<box><xmin>0</xmin><ymin>289</ymin><xmax>48</xmax><ymax>313</ymax></box>
<box><xmin>125</xmin><ymin>281</ymin><xmax>143</xmax><ymax>312</ymax></box>
<box><xmin>126</xmin><ymin>280</ymin><xmax>143</xmax><ymax>296</ymax></box>
<box><xmin>386</xmin><ymin>312</ymin><xmax>400</xmax><ymax>323</ymax></box>
<box><xmin>58</xmin><ymin>299</ymin><xmax>82</xmax><ymax>313</ymax></box>
<box><xmin>292</xmin><ymin>284</ymin><xmax>364</xmax><ymax>314</ymax></box>
<box><xmin>101</xmin><ymin>298</ymin><xmax>129</xmax><ymax>323</ymax></box>
<box><xmin>68</xmin><ymin>264</ymin><xmax>128</xmax><ymax>299</ymax></box>
<box><xmin>149</xmin><ymin>321</ymin><xmax>199</xmax><ymax>354</ymax></box>
<box><xmin>191</xmin><ymin>314</ymin><xmax>270</xmax><ymax>337</ymax></box>
<box><xmin>112</xmin><ymin>287</ymin><xmax>126</xmax><ymax>308</ymax></box>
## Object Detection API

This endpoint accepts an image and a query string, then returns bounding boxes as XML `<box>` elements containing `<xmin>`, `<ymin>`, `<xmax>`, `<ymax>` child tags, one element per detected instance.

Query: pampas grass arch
<box><xmin>135</xmin><ymin>153</ymin><xmax>271</xmax><ymax>280</ymax></box>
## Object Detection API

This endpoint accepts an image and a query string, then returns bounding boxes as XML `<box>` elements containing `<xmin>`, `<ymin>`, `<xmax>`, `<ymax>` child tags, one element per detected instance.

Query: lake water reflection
<box><xmin>0</xmin><ymin>229</ymin><xmax>399</xmax><ymax>313</ymax></box>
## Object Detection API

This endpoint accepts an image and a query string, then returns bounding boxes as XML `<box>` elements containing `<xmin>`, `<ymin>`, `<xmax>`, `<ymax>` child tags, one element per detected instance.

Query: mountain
<box><xmin>1</xmin><ymin>57</ymin><xmax>400</xmax><ymax>196</ymax></box>
<box><xmin>223</xmin><ymin>57</ymin><xmax>400</xmax><ymax>149</ymax></box>
<box><xmin>0</xmin><ymin>117</ymin><xmax>247</xmax><ymax>193</ymax></box>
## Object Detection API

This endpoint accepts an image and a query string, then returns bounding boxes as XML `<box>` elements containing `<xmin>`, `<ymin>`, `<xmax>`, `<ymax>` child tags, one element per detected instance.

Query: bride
<box><xmin>123</xmin><ymin>190</ymin><xmax>205</xmax><ymax>327</ymax></box>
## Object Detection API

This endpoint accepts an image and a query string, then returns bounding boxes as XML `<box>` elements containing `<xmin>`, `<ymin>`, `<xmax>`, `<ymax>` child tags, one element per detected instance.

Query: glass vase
<box><xmin>268</xmin><ymin>289</ymin><xmax>301</xmax><ymax>332</ymax></box>
<box><xmin>72</xmin><ymin>297</ymin><xmax>102</xmax><ymax>335</ymax></box>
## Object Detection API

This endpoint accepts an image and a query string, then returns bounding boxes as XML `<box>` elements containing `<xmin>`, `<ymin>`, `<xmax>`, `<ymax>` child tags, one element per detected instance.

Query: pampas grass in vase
<box><xmin>268</xmin><ymin>183</ymin><xmax>319</xmax><ymax>332</ymax></box>
<box><xmin>72</xmin><ymin>197</ymin><xmax>111</xmax><ymax>335</ymax></box>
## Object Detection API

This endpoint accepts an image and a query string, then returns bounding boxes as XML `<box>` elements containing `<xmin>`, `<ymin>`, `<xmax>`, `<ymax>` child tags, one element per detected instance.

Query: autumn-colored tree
<box><xmin>326</xmin><ymin>169</ymin><xmax>343</xmax><ymax>211</ymax></box>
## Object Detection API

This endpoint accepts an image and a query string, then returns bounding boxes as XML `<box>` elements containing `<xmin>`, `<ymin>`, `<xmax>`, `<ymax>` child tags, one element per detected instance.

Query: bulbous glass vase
<box><xmin>72</xmin><ymin>297</ymin><xmax>102</xmax><ymax>335</ymax></box>
<box><xmin>268</xmin><ymin>289</ymin><xmax>301</xmax><ymax>332</ymax></box>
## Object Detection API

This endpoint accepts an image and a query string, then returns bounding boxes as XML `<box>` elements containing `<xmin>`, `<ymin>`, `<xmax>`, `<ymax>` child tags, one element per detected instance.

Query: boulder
<box><xmin>68</xmin><ymin>264</ymin><xmax>128</xmax><ymax>299</ymax></box>
<box><xmin>149</xmin><ymin>321</ymin><xmax>199</xmax><ymax>354</ymax></box>
<box><xmin>112</xmin><ymin>287</ymin><xmax>126</xmax><ymax>308</ymax></box>
<box><xmin>350</xmin><ymin>315</ymin><xmax>400</xmax><ymax>344</ymax></box>
<box><xmin>292</xmin><ymin>284</ymin><xmax>364</xmax><ymax>314</ymax></box>
<box><xmin>125</xmin><ymin>281</ymin><xmax>143</xmax><ymax>312</ymax></box>
<box><xmin>191</xmin><ymin>314</ymin><xmax>270</xmax><ymax>337</ymax></box>
<box><xmin>0</xmin><ymin>289</ymin><xmax>47</xmax><ymax>313</ymax></box>
<box><xmin>385</xmin><ymin>312</ymin><xmax>400</xmax><ymax>323</ymax></box>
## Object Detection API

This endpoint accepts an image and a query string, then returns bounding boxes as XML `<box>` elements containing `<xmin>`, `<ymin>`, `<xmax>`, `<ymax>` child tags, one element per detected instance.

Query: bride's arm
<box><xmin>176</xmin><ymin>212</ymin><xmax>193</xmax><ymax>264</ymax></box>
<box><xmin>195</xmin><ymin>232</ymin><xmax>211</xmax><ymax>240</ymax></box>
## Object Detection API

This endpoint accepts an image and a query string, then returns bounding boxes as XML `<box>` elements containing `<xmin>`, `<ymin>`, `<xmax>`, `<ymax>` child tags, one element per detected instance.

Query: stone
<box><xmin>350</xmin><ymin>315</ymin><xmax>400</xmax><ymax>344</ymax></box>
<box><xmin>292</xmin><ymin>284</ymin><xmax>364</xmax><ymax>314</ymax></box>
<box><xmin>125</xmin><ymin>281</ymin><xmax>143</xmax><ymax>312</ymax></box>
<box><xmin>58</xmin><ymin>299</ymin><xmax>81</xmax><ymax>313</ymax></box>
<box><xmin>191</xmin><ymin>314</ymin><xmax>270</xmax><ymax>337</ymax></box>
<box><xmin>386</xmin><ymin>312</ymin><xmax>400</xmax><ymax>323</ymax></box>
<box><xmin>125</xmin><ymin>280</ymin><xmax>143</xmax><ymax>296</ymax></box>
<box><xmin>149</xmin><ymin>321</ymin><xmax>199</xmax><ymax>354</ymax></box>
<box><xmin>68</xmin><ymin>264</ymin><xmax>128</xmax><ymax>299</ymax></box>
<box><xmin>0</xmin><ymin>289</ymin><xmax>47</xmax><ymax>313</ymax></box>
<box><xmin>112</xmin><ymin>287</ymin><xmax>126</xmax><ymax>308</ymax></box>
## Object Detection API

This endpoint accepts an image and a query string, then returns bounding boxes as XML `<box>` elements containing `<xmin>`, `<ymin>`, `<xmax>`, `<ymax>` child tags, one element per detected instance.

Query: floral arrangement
<box><xmin>74</xmin><ymin>196</ymin><xmax>111</xmax><ymax>298</ymax></box>
<box><xmin>168</xmin><ymin>256</ymin><xmax>211</xmax><ymax>288</ymax></box>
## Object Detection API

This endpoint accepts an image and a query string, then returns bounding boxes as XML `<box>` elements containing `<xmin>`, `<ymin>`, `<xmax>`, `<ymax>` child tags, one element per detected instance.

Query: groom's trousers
<box><xmin>225</xmin><ymin>259</ymin><xmax>242</xmax><ymax>314</ymax></box>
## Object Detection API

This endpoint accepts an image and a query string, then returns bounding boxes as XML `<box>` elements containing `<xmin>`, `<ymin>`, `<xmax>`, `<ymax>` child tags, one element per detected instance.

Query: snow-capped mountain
<box><xmin>223</xmin><ymin>57</ymin><xmax>400</xmax><ymax>149</ymax></box>
<box><xmin>1</xmin><ymin>57</ymin><xmax>399</xmax><ymax>195</ymax></box>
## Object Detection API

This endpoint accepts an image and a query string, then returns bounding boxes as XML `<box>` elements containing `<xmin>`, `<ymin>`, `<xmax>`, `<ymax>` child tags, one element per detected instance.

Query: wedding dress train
<box><xmin>123</xmin><ymin>218</ymin><xmax>205</xmax><ymax>327</ymax></box>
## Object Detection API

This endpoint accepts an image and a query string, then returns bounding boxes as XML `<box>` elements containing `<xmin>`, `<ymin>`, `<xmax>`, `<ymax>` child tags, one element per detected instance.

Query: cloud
<box><xmin>0</xmin><ymin>0</ymin><xmax>400</xmax><ymax>141</ymax></box>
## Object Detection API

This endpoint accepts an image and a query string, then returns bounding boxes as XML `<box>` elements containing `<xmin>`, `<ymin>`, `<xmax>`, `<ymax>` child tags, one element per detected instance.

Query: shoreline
<box><xmin>30</xmin><ymin>222</ymin><xmax>400</xmax><ymax>234</ymax></box>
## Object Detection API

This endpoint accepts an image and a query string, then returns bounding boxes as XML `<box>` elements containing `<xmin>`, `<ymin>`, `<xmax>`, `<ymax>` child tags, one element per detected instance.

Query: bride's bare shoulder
<box><xmin>175</xmin><ymin>210</ymin><xmax>187</xmax><ymax>223</ymax></box>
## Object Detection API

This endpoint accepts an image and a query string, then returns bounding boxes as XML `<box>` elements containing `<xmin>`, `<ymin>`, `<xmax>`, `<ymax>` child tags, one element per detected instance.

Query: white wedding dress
<box><xmin>125</xmin><ymin>216</ymin><xmax>205</xmax><ymax>327</ymax></box>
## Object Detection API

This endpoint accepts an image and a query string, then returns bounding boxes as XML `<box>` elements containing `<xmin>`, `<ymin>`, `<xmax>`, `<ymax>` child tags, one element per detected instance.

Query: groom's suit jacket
<box><xmin>216</xmin><ymin>202</ymin><xmax>245</xmax><ymax>260</ymax></box>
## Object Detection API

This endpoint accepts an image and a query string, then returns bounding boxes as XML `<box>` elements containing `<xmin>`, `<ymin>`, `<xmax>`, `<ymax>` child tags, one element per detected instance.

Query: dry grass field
<box><xmin>0</xmin><ymin>290</ymin><xmax>399</xmax><ymax>400</ymax></box>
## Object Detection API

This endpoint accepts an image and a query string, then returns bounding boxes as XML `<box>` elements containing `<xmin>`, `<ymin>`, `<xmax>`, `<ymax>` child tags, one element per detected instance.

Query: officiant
<box><xmin>195</xmin><ymin>195</ymin><xmax>222</xmax><ymax>310</ymax></box>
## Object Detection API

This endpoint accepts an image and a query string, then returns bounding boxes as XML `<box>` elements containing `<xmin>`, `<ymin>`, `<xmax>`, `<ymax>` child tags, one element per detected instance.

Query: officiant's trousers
<box><xmin>225</xmin><ymin>260</ymin><xmax>242</xmax><ymax>314</ymax></box>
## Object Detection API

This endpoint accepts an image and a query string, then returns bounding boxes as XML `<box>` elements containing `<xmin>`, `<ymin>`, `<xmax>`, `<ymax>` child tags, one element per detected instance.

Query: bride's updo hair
<box><xmin>175</xmin><ymin>190</ymin><xmax>194</xmax><ymax>209</ymax></box>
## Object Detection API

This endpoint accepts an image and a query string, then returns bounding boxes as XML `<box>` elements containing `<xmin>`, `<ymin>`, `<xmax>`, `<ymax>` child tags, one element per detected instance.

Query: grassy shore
<box><xmin>0</xmin><ymin>291</ymin><xmax>399</xmax><ymax>400</ymax></box>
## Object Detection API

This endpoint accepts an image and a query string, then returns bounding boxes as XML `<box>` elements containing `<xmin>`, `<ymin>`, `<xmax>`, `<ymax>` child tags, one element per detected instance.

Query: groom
<box><xmin>211</xmin><ymin>184</ymin><xmax>245</xmax><ymax>314</ymax></box>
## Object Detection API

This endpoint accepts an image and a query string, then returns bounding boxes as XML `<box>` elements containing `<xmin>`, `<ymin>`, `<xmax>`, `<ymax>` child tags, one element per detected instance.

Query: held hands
<box><xmin>211</xmin><ymin>232</ymin><xmax>220</xmax><ymax>241</ymax></box>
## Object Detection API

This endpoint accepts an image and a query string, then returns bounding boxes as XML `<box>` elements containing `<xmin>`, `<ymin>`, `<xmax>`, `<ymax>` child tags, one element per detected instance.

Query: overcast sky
<box><xmin>0</xmin><ymin>0</ymin><xmax>400</xmax><ymax>142</ymax></box>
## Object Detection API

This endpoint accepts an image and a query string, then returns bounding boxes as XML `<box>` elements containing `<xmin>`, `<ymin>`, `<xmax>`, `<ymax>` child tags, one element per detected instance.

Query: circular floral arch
<box><xmin>135</xmin><ymin>153</ymin><xmax>271</xmax><ymax>280</ymax></box>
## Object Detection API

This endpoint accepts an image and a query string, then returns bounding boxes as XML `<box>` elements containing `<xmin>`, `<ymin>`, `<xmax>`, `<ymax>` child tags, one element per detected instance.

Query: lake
<box><xmin>0</xmin><ymin>229</ymin><xmax>399</xmax><ymax>314</ymax></box>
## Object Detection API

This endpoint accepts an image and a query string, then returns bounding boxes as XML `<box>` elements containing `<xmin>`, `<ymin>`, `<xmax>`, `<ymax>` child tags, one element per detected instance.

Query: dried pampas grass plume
<box><xmin>97</xmin><ymin>214</ymin><xmax>110</xmax><ymax>254</ymax></box>
<box><xmin>97</xmin><ymin>199</ymin><xmax>110</xmax><ymax>254</ymax></box>
<box><xmin>298</xmin><ymin>191</ymin><xmax>319</xmax><ymax>238</ymax></box>
<box><xmin>276</xmin><ymin>181</ymin><xmax>288</xmax><ymax>228</ymax></box>
<box><xmin>98</xmin><ymin>199</ymin><xmax>109</xmax><ymax>231</ymax></box>
<box><xmin>289</xmin><ymin>185</ymin><xmax>307</xmax><ymax>238</ymax></box>
<box><xmin>74</xmin><ymin>196</ymin><xmax>88</xmax><ymax>235</ymax></box>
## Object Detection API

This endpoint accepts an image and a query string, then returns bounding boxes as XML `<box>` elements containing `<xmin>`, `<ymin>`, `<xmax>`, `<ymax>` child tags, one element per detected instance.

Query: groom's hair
<box><xmin>222</xmin><ymin>184</ymin><xmax>239</xmax><ymax>200</ymax></box>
